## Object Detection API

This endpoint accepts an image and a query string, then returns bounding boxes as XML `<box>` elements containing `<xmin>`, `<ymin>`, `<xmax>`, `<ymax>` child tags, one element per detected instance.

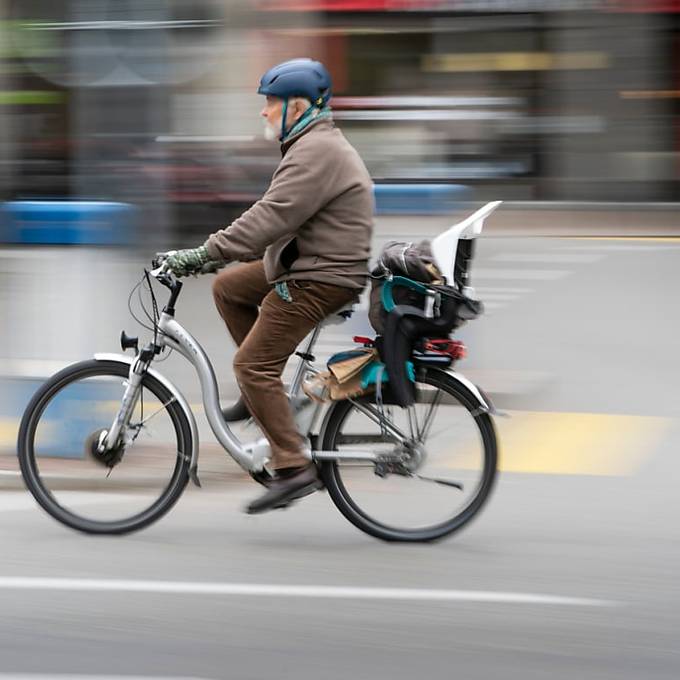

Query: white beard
<box><xmin>263</xmin><ymin>120</ymin><xmax>280</xmax><ymax>142</ymax></box>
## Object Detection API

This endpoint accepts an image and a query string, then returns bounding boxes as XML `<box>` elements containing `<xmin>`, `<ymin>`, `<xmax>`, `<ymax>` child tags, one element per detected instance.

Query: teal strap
<box><xmin>279</xmin><ymin>98</ymin><xmax>290</xmax><ymax>142</ymax></box>
<box><xmin>361</xmin><ymin>361</ymin><xmax>389</xmax><ymax>389</ymax></box>
<box><xmin>284</xmin><ymin>105</ymin><xmax>333</xmax><ymax>141</ymax></box>
<box><xmin>274</xmin><ymin>281</ymin><xmax>292</xmax><ymax>303</ymax></box>
<box><xmin>381</xmin><ymin>276</ymin><xmax>430</xmax><ymax>313</ymax></box>
<box><xmin>360</xmin><ymin>360</ymin><xmax>416</xmax><ymax>389</ymax></box>
<box><xmin>286</xmin><ymin>104</ymin><xmax>315</xmax><ymax>138</ymax></box>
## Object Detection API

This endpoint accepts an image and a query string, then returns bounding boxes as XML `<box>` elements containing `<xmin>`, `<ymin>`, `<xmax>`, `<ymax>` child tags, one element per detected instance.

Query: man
<box><xmin>162</xmin><ymin>58</ymin><xmax>374</xmax><ymax>514</ymax></box>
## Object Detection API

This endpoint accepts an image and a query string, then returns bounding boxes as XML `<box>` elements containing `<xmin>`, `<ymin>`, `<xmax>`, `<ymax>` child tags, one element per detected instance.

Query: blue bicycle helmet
<box><xmin>258</xmin><ymin>59</ymin><xmax>332</xmax><ymax>141</ymax></box>
<box><xmin>258</xmin><ymin>58</ymin><xmax>332</xmax><ymax>108</ymax></box>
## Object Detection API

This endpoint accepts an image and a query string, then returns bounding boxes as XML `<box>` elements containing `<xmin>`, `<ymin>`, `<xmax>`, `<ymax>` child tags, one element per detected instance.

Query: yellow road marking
<box><xmin>562</xmin><ymin>236</ymin><xmax>680</xmax><ymax>242</ymax></box>
<box><xmin>496</xmin><ymin>411</ymin><xmax>671</xmax><ymax>476</ymax></box>
<box><xmin>2</xmin><ymin>410</ymin><xmax>671</xmax><ymax>477</ymax></box>
<box><xmin>0</xmin><ymin>419</ymin><xmax>17</xmax><ymax>449</ymax></box>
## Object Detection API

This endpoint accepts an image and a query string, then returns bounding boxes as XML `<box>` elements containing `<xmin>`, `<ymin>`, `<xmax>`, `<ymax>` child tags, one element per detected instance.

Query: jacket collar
<box><xmin>281</xmin><ymin>116</ymin><xmax>335</xmax><ymax>156</ymax></box>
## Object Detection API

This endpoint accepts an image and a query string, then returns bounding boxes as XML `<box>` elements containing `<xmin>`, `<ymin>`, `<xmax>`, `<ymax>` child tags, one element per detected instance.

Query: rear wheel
<box><xmin>320</xmin><ymin>368</ymin><xmax>497</xmax><ymax>542</ymax></box>
<box><xmin>17</xmin><ymin>360</ymin><xmax>192</xmax><ymax>534</ymax></box>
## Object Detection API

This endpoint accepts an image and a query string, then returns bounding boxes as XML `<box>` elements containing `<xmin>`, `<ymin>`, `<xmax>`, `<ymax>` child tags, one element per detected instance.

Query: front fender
<box><xmin>94</xmin><ymin>353</ymin><xmax>201</xmax><ymax>486</ymax></box>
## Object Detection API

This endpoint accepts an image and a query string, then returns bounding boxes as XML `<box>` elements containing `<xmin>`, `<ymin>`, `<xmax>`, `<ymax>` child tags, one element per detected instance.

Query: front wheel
<box><xmin>319</xmin><ymin>368</ymin><xmax>497</xmax><ymax>542</ymax></box>
<box><xmin>18</xmin><ymin>360</ymin><xmax>192</xmax><ymax>534</ymax></box>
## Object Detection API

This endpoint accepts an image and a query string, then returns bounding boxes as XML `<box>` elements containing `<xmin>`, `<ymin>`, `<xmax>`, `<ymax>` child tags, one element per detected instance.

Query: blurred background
<box><xmin>0</xmin><ymin>0</ymin><xmax>678</xmax><ymax>366</ymax></box>
<box><xmin>1</xmin><ymin>0</ymin><xmax>679</xmax><ymax>225</ymax></box>
<box><xmin>1</xmin><ymin>2</ymin><xmax>680</xmax><ymax>679</ymax></box>
<box><xmin>0</xmin><ymin>0</ymin><xmax>680</xmax><ymax>214</ymax></box>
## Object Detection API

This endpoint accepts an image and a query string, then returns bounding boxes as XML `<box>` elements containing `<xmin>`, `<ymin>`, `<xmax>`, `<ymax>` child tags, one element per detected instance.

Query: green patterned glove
<box><xmin>165</xmin><ymin>246</ymin><xmax>214</xmax><ymax>277</ymax></box>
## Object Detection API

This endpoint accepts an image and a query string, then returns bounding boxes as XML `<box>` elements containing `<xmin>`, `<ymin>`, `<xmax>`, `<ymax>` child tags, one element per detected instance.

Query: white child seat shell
<box><xmin>430</xmin><ymin>201</ymin><xmax>502</xmax><ymax>286</ymax></box>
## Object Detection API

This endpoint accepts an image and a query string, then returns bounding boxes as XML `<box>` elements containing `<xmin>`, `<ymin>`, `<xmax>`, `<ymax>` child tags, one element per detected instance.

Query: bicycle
<box><xmin>17</xmin><ymin>202</ymin><xmax>502</xmax><ymax>542</ymax></box>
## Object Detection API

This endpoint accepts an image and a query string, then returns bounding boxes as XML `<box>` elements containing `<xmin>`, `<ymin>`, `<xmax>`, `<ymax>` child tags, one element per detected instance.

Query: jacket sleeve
<box><xmin>203</xmin><ymin>145</ymin><xmax>332</xmax><ymax>263</ymax></box>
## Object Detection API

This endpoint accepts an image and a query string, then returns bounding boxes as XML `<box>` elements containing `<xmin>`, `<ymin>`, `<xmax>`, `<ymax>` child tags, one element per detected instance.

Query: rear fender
<box><xmin>445</xmin><ymin>370</ymin><xmax>506</xmax><ymax>417</ymax></box>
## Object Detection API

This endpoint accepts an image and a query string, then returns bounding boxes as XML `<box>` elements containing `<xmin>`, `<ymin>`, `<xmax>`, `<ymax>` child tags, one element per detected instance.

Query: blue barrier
<box><xmin>0</xmin><ymin>201</ymin><xmax>135</xmax><ymax>245</ymax></box>
<box><xmin>1</xmin><ymin>376</ymin><xmax>121</xmax><ymax>458</ymax></box>
<box><xmin>373</xmin><ymin>184</ymin><xmax>471</xmax><ymax>215</ymax></box>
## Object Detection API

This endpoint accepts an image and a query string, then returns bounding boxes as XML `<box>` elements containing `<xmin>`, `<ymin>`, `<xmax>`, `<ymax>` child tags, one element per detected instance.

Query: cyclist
<box><xmin>161</xmin><ymin>58</ymin><xmax>374</xmax><ymax>514</ymax></box>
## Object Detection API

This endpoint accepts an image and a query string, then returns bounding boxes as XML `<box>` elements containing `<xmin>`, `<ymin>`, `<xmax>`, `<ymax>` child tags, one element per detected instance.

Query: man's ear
<box><xmin>292</xmin><ymin>99</ymin><xmax>307</xmax><ymax>120</ymax></box>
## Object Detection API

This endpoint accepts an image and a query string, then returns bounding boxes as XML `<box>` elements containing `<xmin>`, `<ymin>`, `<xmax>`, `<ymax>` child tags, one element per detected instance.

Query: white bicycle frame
<box><xmin>98</xmin><ymin>202</ymin><xmax>502</xmax><ymax>485</ymax></box>
<box><xmin>97</xmin><ymin>305</ymin><xmax>426</xmax><ymax>486</ymax></box>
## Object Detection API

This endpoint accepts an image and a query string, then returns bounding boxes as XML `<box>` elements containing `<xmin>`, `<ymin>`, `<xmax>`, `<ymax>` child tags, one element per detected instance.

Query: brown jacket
<box><xmin>204</xmin><ymin>117</ymin><xmax>374</xmax><ymax>290</ymax></box>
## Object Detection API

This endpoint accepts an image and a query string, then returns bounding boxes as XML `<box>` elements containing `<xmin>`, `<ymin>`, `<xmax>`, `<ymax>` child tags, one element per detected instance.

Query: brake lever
<box><xmin>149</xmin><ymin>263</ymin><xmax>168</xmax><ymax>277</ymax></box>
<box><xmin>151</xmin><ymin>250</ymin><xmax>176</xmax><ymax>275</ymax></box>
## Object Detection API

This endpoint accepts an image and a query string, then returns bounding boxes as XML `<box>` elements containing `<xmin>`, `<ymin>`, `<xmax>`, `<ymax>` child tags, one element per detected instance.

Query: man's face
<box><xmin>260</xmin><ymin>95</ymin><xmax>306</xmax><ymax>142</ymax></box>
<box><xmin>261</xmin><ymin>96</ymin><xmax>283</xmax><ymax>127</ymax></box>
<box><xmin>261</xmin><ymin>96</ymin><xmax>284</xmax><ymax>142</ymax></box>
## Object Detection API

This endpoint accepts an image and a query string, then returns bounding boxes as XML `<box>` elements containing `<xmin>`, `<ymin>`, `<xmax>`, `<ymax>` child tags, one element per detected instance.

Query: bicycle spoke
<box><xmin>348</xmin><ymin>399</ymin><xmax>408</xmax><ymax>443</ymax></box>
<box><xmin>130</xmin><ymin>397</ymin><xmax>177</xmax><ymax>429</ymax></box>
<box><xmin>418</xmin><ymin>388</ymin><xmax>443</xmax><ymax>442</ymax></box>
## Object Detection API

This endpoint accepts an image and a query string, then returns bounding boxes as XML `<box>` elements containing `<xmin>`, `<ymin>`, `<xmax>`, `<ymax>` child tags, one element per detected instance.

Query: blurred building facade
<box><xmin>256</xmin><ymin>0</ymin><xmax>680</xmax><ymax>203</ymax></box>
<box><xmin>1</xmin><ymin>0</ymin><xmax>678</xmax><ymax>241</ymax></box>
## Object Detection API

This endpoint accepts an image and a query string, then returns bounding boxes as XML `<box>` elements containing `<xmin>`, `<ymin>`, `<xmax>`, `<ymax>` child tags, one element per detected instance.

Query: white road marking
<box><xmin>562</xmin><ymin>244</ymin><xmax>680</xmax><ymax>252</ymax></box>
<box><xmin>0</xmin><ymin>492</ymin><xmax>141</xmax><ymax>512</ymax></box>
<box><xmin>476</xmin><ymin>287</ymin><xmax>533</xmax><ymax>294</ymax></box>
<box><xmin>474</xmin><ymin>269</ymin><xmax>568</xmax><ymax>280</ymax></box>
<box><xmin>0</xmin><ymin>676</ymin><xmax>208</xmax><ymax>680</ymax></box>
<box><xmin>0</xmin><ymin>577</ymin><xmax>616</xmax><ymax>607</ymax></box>
<box><xmin>490</xmin><ymin>253</ymin><xmax>603</xmax><ymax>264</ymax></box>
<box><xmin>478</xmin><ymin>293</ymin><xmax>522</xmax><ymax>301</ymax></box>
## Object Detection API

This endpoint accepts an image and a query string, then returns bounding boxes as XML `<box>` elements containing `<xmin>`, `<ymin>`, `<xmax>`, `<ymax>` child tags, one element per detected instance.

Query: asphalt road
<box><xmin>1</xmin><ymin>226</ymin><xmax>680</xmax><ymax>678</ymax></box>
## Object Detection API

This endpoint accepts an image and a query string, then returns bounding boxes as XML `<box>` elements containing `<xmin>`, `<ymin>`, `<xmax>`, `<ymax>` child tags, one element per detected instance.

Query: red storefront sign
<box><xmin>611</xmin><ymin>1</ymin><xmax>680</xmax><ymax>10</ymax></box>
<box><xmin>256</xmin><ymin>0</ymin><xmax>680</xmax><ymax>9</ymax></box>
<box><xmin>255</xmin><ymin>0</ymin><xmax>434</xmax><ymax>9</ymax></box>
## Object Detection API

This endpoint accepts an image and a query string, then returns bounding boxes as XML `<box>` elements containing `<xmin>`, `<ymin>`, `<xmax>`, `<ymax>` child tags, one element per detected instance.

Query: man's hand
<box><xmin>161</xmin><ymin>246</ymin><xmax>221</xmax><ymax>278</ymax></box>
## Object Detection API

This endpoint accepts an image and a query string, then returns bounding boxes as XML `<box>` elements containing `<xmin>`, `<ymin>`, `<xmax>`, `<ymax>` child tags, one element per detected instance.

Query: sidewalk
<box><xmin>380</xmin><ymin>202</ymin><xmax>680</xmax><ymax>238</ymax></box>
<box><xmin>487</xmin><ymin>202</ymin><xmax>680</xmax><ymax>236</ymax></box>
<box><xmin>0</xmin><ymin>442</ymin><xmax>252</xmax><ymax>492</ymax></box>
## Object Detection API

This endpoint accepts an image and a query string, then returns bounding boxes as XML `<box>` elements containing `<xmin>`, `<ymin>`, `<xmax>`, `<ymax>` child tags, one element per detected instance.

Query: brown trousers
<box><xmin>212</xmin><ymin>260</ymin><xmax>357</xmax><ymax>470</ymax></box>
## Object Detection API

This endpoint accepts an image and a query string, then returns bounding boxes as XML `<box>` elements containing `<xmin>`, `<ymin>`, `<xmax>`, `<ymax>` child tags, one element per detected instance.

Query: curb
<box><xmin>376</xmin><ymin>203</ymin><xmax>680</xmax><ymax>237</ymax></box>
<box><xmin>0</xmin><ymin>467</ymin><xmax>253</xmax><ymax>492</ymax></box>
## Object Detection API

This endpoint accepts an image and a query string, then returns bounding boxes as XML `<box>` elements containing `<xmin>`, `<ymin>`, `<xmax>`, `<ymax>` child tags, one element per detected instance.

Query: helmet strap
<box><xmin>279</xmin><ymin>98</ymin><xmax>290</xmax><ymax>142</ymax></box>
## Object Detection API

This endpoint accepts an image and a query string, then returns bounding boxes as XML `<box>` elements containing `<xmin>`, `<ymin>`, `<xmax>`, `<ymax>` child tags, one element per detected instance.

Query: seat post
<box><xmin>289</xmin><ymin>324</ymin><xmax>322</xmax><ymax>396</ymax></box>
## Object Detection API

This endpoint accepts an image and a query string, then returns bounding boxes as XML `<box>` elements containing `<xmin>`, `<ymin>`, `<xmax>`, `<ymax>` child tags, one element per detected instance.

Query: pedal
<box><xmin>273</xmin><ymin>478</ymin><xmax>324</xmax><ymax>510</ymax></box>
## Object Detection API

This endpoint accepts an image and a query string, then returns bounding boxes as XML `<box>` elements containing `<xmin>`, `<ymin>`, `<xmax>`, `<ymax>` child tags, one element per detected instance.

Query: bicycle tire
<box><xmin>17</xmin><ymin>359</ymin><xmax>192</xmax><ymax>535</ymax></box>
<box><xmin>319</xmin><ymin>367</ymin><xmax>497</xmax><ymax>542</ymax></box>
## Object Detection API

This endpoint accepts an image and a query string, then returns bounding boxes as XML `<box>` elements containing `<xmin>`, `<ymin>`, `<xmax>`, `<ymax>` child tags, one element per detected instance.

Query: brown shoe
<box><xmin>245</xmin><ymin>464</ymin><xmax>322</xmax><ymax>515</ymax></box>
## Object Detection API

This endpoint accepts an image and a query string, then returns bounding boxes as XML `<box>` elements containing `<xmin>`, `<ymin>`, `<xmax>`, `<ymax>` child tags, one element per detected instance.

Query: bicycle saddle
<box><xmin>322</xmin><ymin>302</ymin><xmax>357</xmax><ymax>327</ymax></box>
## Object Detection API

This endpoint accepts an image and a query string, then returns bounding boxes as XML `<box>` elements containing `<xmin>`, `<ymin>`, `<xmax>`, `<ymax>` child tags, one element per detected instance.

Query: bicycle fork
<box><xmin>100</xmin><ymin>357</ymin><xmax>147</xmax><ymax>452</ymax></box>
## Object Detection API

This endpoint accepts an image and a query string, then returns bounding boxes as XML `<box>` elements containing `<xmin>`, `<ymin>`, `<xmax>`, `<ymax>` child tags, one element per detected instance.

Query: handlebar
<box><xmin>148</xmin><ymin>257</ymin><xmax>183</xmax><ymax>315</ymax></box>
